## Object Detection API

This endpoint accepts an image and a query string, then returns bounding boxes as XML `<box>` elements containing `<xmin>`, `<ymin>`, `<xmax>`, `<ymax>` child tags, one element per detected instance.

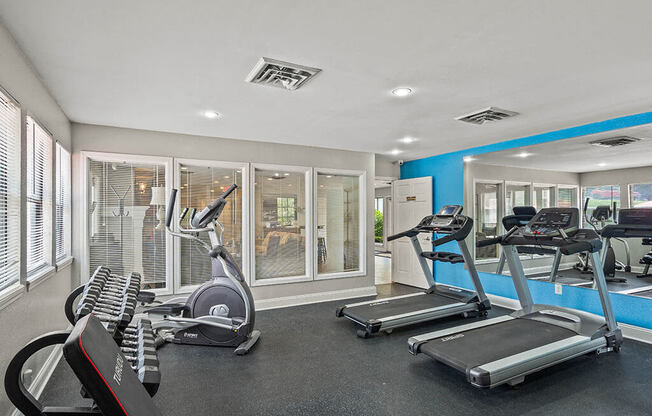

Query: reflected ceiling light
<box><xmin>203</xmin><ymin>110</ymin><xmax>222</xmax><ymax>119</ymax></box>
<box><xmin>389</xmin><ymin>149</ymin><xmax>403</xmax><ymax>155</ymax></box>
<box><xmin>274</xmin><ymin>172</ymin><xmax>280</xmax><ymax>177</ymax></box>
<box><xmin>598</xmin><ymin>162</ymin><xmax>608</xmax><ymax>167</ymax></box>
<box><xmin>463</xmin><ymin>156</ymin><xmax>476</xmax><ymax>162</ymax></box>
<box><xmin>181</xmin><ymin>167</ymin><xmax>188</xmax><ymax>170</ymax></box>
<box><xmin>326</xmin><ymin>175</ymin><xmax>332</xmax><ymax>178</ymax></box>
<box><xmin>267</xmin><ymin>177</ymin><xmax>273</xmax><ymax>181</ymax></box>
<box><xmin>284</xmin><ymin>173</ymin><xmax>290</xmax><ymax>176</ymax></box>
<box><xmin>399</xmin><ymin>137</ymin><xmax>417</xmax><ymax>144</ymax></box>
<box><xmin>224</xmin><ymin>175</ymin><xmax>230</xmax><ymax>179</ymax></box>
<box><xmin>391</xmin><ymin>87</ymin><xmax>413</xmax><ymax>97</ymax></box>
<box><xmin>516</xmin><ymin>152</ymin><xmax>532</xmax><ymax>158</ymax></box>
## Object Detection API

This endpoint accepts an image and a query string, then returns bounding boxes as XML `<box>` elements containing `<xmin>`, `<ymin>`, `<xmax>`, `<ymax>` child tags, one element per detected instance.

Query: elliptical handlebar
<box><xmin>165</xmin><ymin>189</ymin><xmax>178</xmax><ymax>227</ymax></box>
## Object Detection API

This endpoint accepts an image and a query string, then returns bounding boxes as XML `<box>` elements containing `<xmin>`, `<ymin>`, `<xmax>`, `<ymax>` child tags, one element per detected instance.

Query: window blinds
<box><xmin>0</xmin><ymin>91</ymin><xmax>20</xmax><ymax>291</ymax></box>
<box><xmin>26</xmin><ymin>117</ymin><xmax>53</xmax><ymax>274</ymax></box>
<box><xmin>55</xmin><ymin>143</ymin><xmax>71</xmax><ymax>261</ymax></box>
<box><xmin>89</xmin><ymin>159</ymin><xmax>167</xmax><ymax>289</ymax></box>
<box><xmin>178</xmin><ymin>164</ymin><xmax>243</xmax><ymax>287</ymax></box>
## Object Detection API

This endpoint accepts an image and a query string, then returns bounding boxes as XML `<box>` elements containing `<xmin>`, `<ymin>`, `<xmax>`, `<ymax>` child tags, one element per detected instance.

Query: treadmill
<box><xmin>601</xmin><ymin>208</ymin><xmax>652</xmax><ymax>298</ymax></box>
<box><xmin>408</xmin><ymin>207</ymin><xmax>623</xmax><ymax>388</ymax></box>
<box><xmin>336</xmin><ymin>205</ymin><xmax>491</xmax><ymax>338</ymax></box>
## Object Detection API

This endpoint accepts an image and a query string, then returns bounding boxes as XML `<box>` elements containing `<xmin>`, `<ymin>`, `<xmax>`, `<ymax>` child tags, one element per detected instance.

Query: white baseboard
<box><xmin>11</xmin><ymin>344</ymin><xmax>64</xmax><ymax>416</ymax></box>
<box><xmin>486</xmin><ymin>293</ymin><xmax>652</xmax><ymax>345</ymax></box>
<box><xmin>256</xmin><ymin>286</ymin><xmax>377</xmax><ymax>311</ymax></box>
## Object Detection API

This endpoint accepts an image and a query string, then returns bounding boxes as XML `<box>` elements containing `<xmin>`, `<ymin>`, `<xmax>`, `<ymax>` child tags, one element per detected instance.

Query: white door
<box><xmin>391</xmin><ymin>177</ymin><xmax>433</xmax><ymax>289</ymax></box>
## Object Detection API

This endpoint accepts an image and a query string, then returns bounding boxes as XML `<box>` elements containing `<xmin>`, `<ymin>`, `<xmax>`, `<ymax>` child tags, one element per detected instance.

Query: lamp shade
<box><xmin>150</xmin><ymin>186</ymin><xmax>166</xmax><ymax>206</ymax></box>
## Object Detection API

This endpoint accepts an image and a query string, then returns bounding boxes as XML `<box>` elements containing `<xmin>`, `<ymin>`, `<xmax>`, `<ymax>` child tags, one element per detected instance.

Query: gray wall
<box><xmin>580</xmin><ymin>165</ymin><xmax>652</xmax><ymax>267</ymax></box>
<box><xmin>464</xmin><ymin>163</ymin><xmax>580</xmax><ymax>273</ymax></box>
<box><xmin>375</xmin><ymin>155</ymin><xmax>399</xmax><ymax>178</ymax></box>
<box><xmin>0</xmin><ymin>23</ymin><xmax>72</xmax><ymax>415</ymax></box>
<box><xmin>71</xmin><ymin>123</ymin><xmax>376</xmax><ymax>300</ymax></box>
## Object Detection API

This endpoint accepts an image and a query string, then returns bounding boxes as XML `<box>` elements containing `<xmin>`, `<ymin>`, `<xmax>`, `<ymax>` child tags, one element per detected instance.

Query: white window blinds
<box><xmin>0</xmin><ymin>91</ymin><xmax>21</xmax><ymax>291</ymax></box>
<box><xmin>89</xmin><ymin>159</ymin><xmax>167</xmax><ymax>290</ymax></box>
<box><xmin>55</xmin><ymin>143</ymin><xmax>71</xmax><ymax>261</ymax></box>
<box><xmin>26</xmin><ymin>117</ymin><xmax>53</xmax><ymax>275</ymax></box>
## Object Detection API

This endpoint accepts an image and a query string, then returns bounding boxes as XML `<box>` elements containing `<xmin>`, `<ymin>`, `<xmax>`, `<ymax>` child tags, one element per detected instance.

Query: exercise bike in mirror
<box><xmin>464</xmin><ymin>123</ymin><xmax>652</xmax><ymax>300</ymax></box>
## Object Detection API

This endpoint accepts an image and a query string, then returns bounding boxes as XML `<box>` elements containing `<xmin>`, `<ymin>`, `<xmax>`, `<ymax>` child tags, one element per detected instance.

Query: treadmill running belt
<box><xmin>419</xmin><ymin>318</ymin><xmax>577</xmax><ymax>372</ymax></box>
<box><xmin>344</xmin><ymin>294</ymin><xmax>462</xmax><ymax>323</ymax></box>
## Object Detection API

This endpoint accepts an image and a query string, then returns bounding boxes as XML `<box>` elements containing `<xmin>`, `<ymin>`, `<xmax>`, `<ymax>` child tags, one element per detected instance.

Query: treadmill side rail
<box><xmin>469</xmin><ymin>335</ymin><xmax>604</xmax><ymax>388</ymax></box>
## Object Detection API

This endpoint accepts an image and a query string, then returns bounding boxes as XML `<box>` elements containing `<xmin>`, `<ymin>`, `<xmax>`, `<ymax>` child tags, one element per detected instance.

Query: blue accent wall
<box><xmin>401</xmin><ymin>112</ymin><xmax>652</xmax><ymax>329</ymax></box>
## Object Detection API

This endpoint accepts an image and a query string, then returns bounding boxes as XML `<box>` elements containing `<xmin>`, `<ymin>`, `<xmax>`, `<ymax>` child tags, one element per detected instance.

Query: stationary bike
<box><xmin>146</xmin><ymin>185</ymin><xmax>260</xmax><ymax>355</ymax></box>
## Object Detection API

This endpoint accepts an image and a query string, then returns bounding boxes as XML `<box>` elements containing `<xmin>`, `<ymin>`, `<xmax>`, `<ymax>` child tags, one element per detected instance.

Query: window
<box><xmin>475</xmin><ymin>182</ymin><xmax>500</xmax><ymax>260</ymax></box>
<box><xmin>26</xmin><ymin>117</ymin><xmax>53</xmax><ymax>275</ymax></box>
<box><xmin>534</xmin><ymin>184</ymin><xmax>555</xmax><ymax>210</ymax></box>
<box><xmin>88</xmin><ymin>156</ymin><xmax>169</xmax><ymax>290</ymax></box>
<box><xmin>253</xmin><ymin>166</ymin><xmax>310</xmax><ymax>282</ymax></box>
<box><xmin>55</xmin><ymin>143</ymin><xmax>72</xmax><ymax>261</ymax></box>
<box><xmin>505</xmin><ymin>183</ymin><xmax>531</xmax><ymax>215</ymax></box>
<box><xmin>276</xmin><ymin>197</ymin><xmax>296</xmax><ymax>226</ymax></box>
<box><xmin>0</xmin><ymin>91</ymin><xmax>21</xmax><ymax>291</ymax></box>
<box><xmin>557</xmin><ymin>186</ymin><xmax>578</xmax><ymax>208</ymax></box>
<box><xmin>374</xmin><ymin>197</ymin><xmax>384</xmax><ymax>244</ymax></box>
<box><xmin>316</xmin><ymin>172</ymin><xmax>363</xmax><ymax>277</ymax></box>
<box><xmin>583</xmin><ymin>185</ymin><xmax>620</xmax><ymax>223</ymax></box>
<box><xmin>629</xmin><ymin>183</ymin><xmax>652</xmax><ymax>208</ymax></box>
<box><xmin>177</xmin><ymin>162</ymin><xmax>244</xmax><ymax>288</ymax></box>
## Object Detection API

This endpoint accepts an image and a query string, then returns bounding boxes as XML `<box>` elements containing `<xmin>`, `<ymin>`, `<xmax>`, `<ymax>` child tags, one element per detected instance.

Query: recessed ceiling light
<box><xmin>223</xmin><ymin>175</ymin><xmax>230</xmax><ymax>179</ymax></box>
<box><xmin>389</xmin><ymin>149</ymin><xmax>403</xmax><ymax>155</ymax></box>
<box><xmin>203</xmin><ymin>110</ymin><xmax>222</xmax><ymax>119</ymax></box>
<box><xmin>463</xmin><ymin>156</ymin><xmax>476</xmax><ymax>162</ymax></box>
<box><xmin>516</xmin><ymin>152</ymin><xmax>532</xmax><ymax>158</ymax></box>
<box><xmin>392</xmin><ymin>87</ymin><xmax>413</xmax><ymax>97</ymax></box>
<box><xmin>326</xmin><ymin>175</ymin><xmax>332</xmax><ymax>178</ymax></box>
<box><xmin>399</xmin><ymin>137</ymin><xmax>417</xmax><ymax>144</ymax></box>
<box><xmin>597</xmin><ymin>162</ymin><xmax>607</xmax><ymax>167</ymax></box>
<box><xmin>284</xmin><ymin>173</ymin><xmax>290</xmax><ymax>176</ymax></box>
<box><xmin>181</xmin><ymin>167</ymin><xmax>188</xmax><ymax>170</ymax></box>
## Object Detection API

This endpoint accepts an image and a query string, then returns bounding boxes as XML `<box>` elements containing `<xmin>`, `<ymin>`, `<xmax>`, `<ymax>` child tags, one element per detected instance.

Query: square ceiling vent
<box><xmin>245</xmin><ymin>57</ymin><xmax>321</xmax><ymax>91</ymax></box>
<box><xmin>456</xmin><ymin>107</ymin><xmax>519</xmax><ymax>125</ymax></box>
<box><xmin>589</xmin><ymin>136</ymin><xmax>641</xmax><ymax>148</ymax></box>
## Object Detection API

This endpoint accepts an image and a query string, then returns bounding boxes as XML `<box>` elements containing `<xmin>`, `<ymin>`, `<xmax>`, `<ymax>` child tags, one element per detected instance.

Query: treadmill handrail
<box><xmin>387</xmin><ymin>229</ymin><xmax>419</xmax><ymax>241</ymax></box>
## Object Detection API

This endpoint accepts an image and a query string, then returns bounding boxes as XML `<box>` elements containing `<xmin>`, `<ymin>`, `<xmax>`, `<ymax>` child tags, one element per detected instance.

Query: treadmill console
<box><xmin>428</xmin><ymin>205</ymin><xmax>463</xmax><ymax>227</ymax></box>
<box><xmin>618</xmin><ymin>208</ymin><xmax>652</xmax><ymax>225</ymax></box>
<box><xmin>522</xmin><ymin>208</ymin><xmax>579</xmax><ymax>238</ymax></box>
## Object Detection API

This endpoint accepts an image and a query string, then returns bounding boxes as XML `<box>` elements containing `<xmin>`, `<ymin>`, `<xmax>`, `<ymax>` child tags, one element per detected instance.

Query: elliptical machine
<box><xmin>574</xmin><ymin>198</ymin><xmax>630</xmax><ymax>282</ymax></box>
<box><xmin>146</xmin><ymin>185</ymin><xmax>260</xmax><ymax>355</ymax></box>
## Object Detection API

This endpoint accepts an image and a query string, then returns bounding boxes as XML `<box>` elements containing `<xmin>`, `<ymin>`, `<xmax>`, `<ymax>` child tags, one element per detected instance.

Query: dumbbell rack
<box><xmin>65</xmin><ymin>266</ymin><xmax>161</xmax><ymax>396</ymax></box>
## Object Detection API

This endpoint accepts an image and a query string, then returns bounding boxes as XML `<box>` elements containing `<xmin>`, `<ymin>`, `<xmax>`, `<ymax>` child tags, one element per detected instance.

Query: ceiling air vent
<box><xmin>456</xmin><ymin>107</ymin><xmax>519</xmax><ymax>125</ymax></box>
<box><xmin>246</xmin><ymin>57</ymin><xmax>321</xmax><ymax>90</ymax></box>
<box><xmin>589</xmin><ymin>136</ymin><xmax>641</xmax><ymax>148</ymax></box>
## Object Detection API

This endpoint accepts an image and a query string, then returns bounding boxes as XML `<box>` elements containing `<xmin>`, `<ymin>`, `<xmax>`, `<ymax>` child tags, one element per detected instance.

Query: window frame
<box><xmin>557</xmin><ymin>184</ymin><xmax>580</xmax><ymax>209</ymax></box>
<box><xmin>250</xmin><ymin>163</ymin><xmax>313</xmax><ymax>287</ymax></box>
<box><xmin>173</xmin><ymin>158</ymin><xmax>249</xmax><ymax>292</ymax></box>
<box><xmin>628</xmin><ymin>182</ymin><xmax>652</xmax><ymax>208</ymax></box>
<box><xmin>0</xmin><ymin>86</ymin><xmax>24</xmax><ymax>303</ymax></box>
<box><xmin>55</xmin><ymin>142</ymin><xmax>73</xmax><ymax>266</ymax></box>
<box><xmin>313</xmin><ymin>167</ymin><xmax>367</xmax><ymax>281</ymax></box>
<box><xmin>24</xmin><ymin>115</ymin><xmax>55</xmax><ymax>281</ymax></box>
<box><xmin>504</xmin><ymin>180</ymin><xmax>532</xmax><ymax>215</ymax></box>
<box><xmin>80</xmin><ymin>151</ymin><xmax>174</xmax><ymax>294</ymax></box>
<box><xmin>472</xmin><ymin>179</ymin><xmax>504</xmax><ymax>264</ymax></box>
<box><xmin>533</xmin><ymin>183</ymin><xmax>557</xmax><ymax>210</ymax></box>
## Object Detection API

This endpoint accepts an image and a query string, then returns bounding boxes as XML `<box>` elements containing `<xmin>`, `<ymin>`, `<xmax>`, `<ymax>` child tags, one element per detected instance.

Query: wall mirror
<box><xmin>464</xmin><ymin>124</ymin><xmax>652</xmax><ymax>303</ymax></box>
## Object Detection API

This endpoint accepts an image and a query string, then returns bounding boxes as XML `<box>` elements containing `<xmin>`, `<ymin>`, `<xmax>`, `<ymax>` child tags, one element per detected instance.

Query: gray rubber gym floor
<box><xmin>41</xmin><ymin>286</ymin><xmax>652</xmax><ymax>416</ymax></box>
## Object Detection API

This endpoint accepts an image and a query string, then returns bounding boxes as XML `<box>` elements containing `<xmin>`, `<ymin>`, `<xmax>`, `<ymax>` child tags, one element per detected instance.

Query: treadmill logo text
<box><xmin>113</xmin><ymin>354</ymin><xmax>124</xmax><ymax>386</ymax></box>
<box><xmin>441</xmin><ymin>334</ymin><xmax>464</xmax><ymax>342</ymax></box>
<box><xmin>368</xmin><ymin>301</ymin><xmax>389</xmax><ymax>307</ymax></box>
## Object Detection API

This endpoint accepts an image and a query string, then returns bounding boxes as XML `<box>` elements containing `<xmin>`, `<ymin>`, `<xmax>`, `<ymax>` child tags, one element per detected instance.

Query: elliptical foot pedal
<box><xmin>234</xmin><ymin>329</ymin><xmax>261</xmax><ymax>355</ymax></box>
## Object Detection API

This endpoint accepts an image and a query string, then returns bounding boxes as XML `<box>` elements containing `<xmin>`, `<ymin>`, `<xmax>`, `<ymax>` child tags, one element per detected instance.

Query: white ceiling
<box><xmin>2</xmin><ymin>1</ymin><xmax>652</xmax><ymax>161</ymax></box>
<box><xmin>470</xmin><ymin>125</ymin><xmax>652</xmax><ymax>173</ymax></box>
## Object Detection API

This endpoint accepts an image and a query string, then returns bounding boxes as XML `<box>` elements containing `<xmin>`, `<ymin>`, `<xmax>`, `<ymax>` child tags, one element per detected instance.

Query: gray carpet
<box><xmin>40</xmin><ymin>293</ymin><xmax>652</xmax><ymax>416</ymax></box>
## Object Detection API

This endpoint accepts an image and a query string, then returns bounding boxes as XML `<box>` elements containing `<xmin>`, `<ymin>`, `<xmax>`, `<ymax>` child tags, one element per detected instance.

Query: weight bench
<box><xmin>4</xmin><ymin>314</ymin><xmax>162</xmax><ymax>416</ymax></box>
